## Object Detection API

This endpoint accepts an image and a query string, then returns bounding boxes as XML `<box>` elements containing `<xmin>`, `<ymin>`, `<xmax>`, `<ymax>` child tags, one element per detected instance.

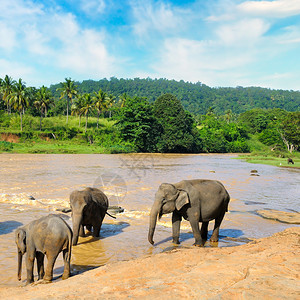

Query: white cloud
<box><xmin>131</xmin><ymin>0</ymin><xmax>184</xmax><ymax>38</ymax></box>
<box><xmin>238</xmin><ymin>0</ymin><xmax>300</xmax><ymax>18</ymax></box>
<box><xmin>152</xmin><ymin>38</ymin><xmax>256</xmax><ymax>86</ymax></box>
<box><xmin>216</xmin><ymin>18</ymin><xmax>270</xmax><ymax>45</ymax></box>
<box><xmin>0</xmin><ymin>22</ymin><xmax>16</xmax><ymax>51</ymax></box>
<box><xmin>80</xmin><ymin>0</ymin><xmax>106</xmax><ymax>16</ymax></box>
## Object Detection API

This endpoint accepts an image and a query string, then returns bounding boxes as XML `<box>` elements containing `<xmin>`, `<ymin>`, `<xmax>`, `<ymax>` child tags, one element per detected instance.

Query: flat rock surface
<box><xmin>1</xmin><ymin>227</ymin><xmax>299</xmax><ymax>299</ymax></box>
<box><xmin>257</xmin><ymin>209</ymin><xmax>300</xmax><ymax>224</ymax></box>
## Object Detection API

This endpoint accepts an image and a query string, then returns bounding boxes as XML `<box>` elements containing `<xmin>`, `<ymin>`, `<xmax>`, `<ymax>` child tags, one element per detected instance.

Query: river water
<box><xmin>0</xmin><ymin>153</ymin><xmax>299</xmax><ymax>286</ymax></box>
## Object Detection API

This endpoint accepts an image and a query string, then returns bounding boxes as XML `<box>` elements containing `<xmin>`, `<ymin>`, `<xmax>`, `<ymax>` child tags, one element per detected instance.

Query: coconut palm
<box><xmin>71</xmin><ymin>95</ymin><xmax>85</xmax><ymax>127</ymax></box>
<box><xmin>9</xmin><ymin>79</ymin><xmax>29</xmax><ymax>131</ymax></box>
<box><xmin>106</xmin><ymin>94</ymin><xmax>116</xmax><ymax>118</ymax></box>
<box><xmin>93</xmin><ymin>89</ymin><xmax>108</xmax><ymax>128</ymax></box>
<box><xmin>118</xmin><ymin>92</ymin><xmax>129</xmax><ymax>108</ymax></box>
<box><xmin>57</xmin><ymin>78</ymin><xmax>78</xmax><ymax>124</ymax></box>
<box><xmin>1</xmin><ymin>75</ymin><xmax>16</xmax><ymax>114</ymax></box>
<box><xmin>80</xmin><ymin>93</ymin><xmax>94</xmax><ymax>133</ymax></box>
<box><xmin>34</xmin><ymin>86</ymin><xmax>53</xmax><ymax>130</ymax></box>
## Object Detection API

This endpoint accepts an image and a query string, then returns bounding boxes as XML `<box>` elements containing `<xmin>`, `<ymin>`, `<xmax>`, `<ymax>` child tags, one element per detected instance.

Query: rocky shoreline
<box><xmin>0</xmin><ymin>227</ymin><xmax>299</xmax><ymax>299</ymax></box>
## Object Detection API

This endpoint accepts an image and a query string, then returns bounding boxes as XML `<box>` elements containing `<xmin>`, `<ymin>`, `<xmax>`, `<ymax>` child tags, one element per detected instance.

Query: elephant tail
<box><xmin>225</xmin><ymin>193</ymin><xmax>230</xmax><ymax>212</ymax></box>
<box><xmin>106</xmin><ymin>211</ymin><xmax>116</xmax><ymax>219</ymax></box>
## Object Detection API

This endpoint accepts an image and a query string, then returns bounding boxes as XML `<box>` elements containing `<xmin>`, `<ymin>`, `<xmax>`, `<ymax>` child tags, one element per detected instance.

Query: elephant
<box><xmin>15</xmin><ymin>214</ymin><xmax>72</xmax><ymax>284</ymax></box>
<box><xmin>148</xmin><ymin>179</ymin><xmax>230</xmax><ymax>247</ymax></box>
<box><xmin>70</xmin><ymin>187</ymin><xmax>114</xmax><ymax>246</ymax></box>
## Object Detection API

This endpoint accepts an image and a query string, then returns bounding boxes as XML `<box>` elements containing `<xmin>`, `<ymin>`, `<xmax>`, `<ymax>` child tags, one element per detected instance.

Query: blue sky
<box><xmin>0</xmin><ymin>0</ymin><xmax>300</xmax><ymax>90</ymax></box>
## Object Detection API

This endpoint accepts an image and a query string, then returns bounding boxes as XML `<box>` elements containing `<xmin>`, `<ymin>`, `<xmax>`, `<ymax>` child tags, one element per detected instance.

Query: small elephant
<box><xmin>15</xmin><ymin>214</ymin><xmax>72</xmax><ymax>284</ymax></box>
<box><xmin>148</xmin><ymin>179</ymin><xmax>230</xmax><ymax>246</ymax></box>
<box><xmin>288</xmin><ymin>158</ymin><xmax>294</xmax><ymax>164</ymax></box>
<box><xmin>70</xmin><ymin>187</ymin><xmax>112</xmax><ymax>246</ymax></box>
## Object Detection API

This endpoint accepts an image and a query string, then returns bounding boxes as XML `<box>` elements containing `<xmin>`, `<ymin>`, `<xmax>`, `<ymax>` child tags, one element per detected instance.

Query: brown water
<box><xmin>0</xmin><ymin>153</ymin><xmax>299</xmax><ymax>286</ymax></box>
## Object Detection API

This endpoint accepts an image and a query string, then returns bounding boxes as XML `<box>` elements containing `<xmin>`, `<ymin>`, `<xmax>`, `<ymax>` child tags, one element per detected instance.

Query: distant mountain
<box><xmin>50</xmin><ymin>77</ymin><xmax>300</xmax><ymax>115</ymax></box>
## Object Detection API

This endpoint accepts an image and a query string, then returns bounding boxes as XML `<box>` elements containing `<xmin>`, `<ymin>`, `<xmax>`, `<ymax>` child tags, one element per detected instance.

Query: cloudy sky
<box><xmin>0</xmin><ymin>0</ymin><xmax>300</xmax><ymax>90</ymax></box>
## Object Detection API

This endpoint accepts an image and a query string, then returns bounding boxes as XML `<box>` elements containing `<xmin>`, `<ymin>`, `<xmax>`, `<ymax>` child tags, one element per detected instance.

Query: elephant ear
<box><xmin>175</xmin><ymin>190</ymin><xmax>189</xmax><ymax>211</ymax></box>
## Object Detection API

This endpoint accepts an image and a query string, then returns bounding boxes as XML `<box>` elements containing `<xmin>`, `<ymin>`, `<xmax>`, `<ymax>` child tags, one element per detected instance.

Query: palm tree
<box><xmin>80</xmin><ymin>93</ymin><xmax>94</xmax><ymax>133</ymax></box>
<box><xmin>93</xmin><ymin>89</ymin><xmax>108</xmax><ymax>128</ymax></box>
<box><xmin>106</xmin><ymin>94</ymin><xmax>115</xmax><ymax>118</ymax></box>
<box><xmin>57</xmin><ymin>78</ymin><xmax>78</xmax><ymax>124</ymax></box>
<box><xmin>1</xmin><ymin>75</ymin><xmax>16</xmax><ymax>114</ymax></box>
<box><xmin>71</xmin><ymin>95</ymin><xmax>85</xmax><ymax>127</ymax></box>
<box><xmin>34</xmin><ymin>86</ymin><xmax>53</xmax><ymax>130</ymax></box>
<box><xmin>118</xmin><ymin>92</ymin><xmax>129</xmax><ymax>108</ymax></box>
<box><xmin>9</xmin><ymin>79</ymin><xmax>29</xmax><ymax>131</ymax></box>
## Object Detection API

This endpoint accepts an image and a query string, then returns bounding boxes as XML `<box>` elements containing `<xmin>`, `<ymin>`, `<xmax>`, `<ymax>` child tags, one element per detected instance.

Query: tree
<box><xmin>57</xmin><ymin>78</ymin><xmax>78</xmax><ymax>124</ymax></box>
<box><xmin>34</xmin><ymin>86</ymin><xmax>53</xmax><ymax>130</ymax></box>
<box><xmin>71</xmin><ymin>95</ymin><xmax>85</xmax><ymax>127</ymax></box>
<box><xmin>93</xmin><ymin>89</ymin><xmax>108</xmax><ymax>128</ymax></box>
<box><xmin>154</xmin><ymin>93</ymin><xmax>201</xmax><ymax>153</ymax></box>
<box><xmin>116</xmin><ymin>96</ymin><xmax>160</xmax><ymax>152</ymax></box>
<box><xmin>80</xmin><ymin>93</ymin><xmax>94</xmax><ymax>133</ymax></box>
<box><xmin>106</xmin><ymin>94</ymin><xmax>115</xmax><ymax>118</ymax></box>
<box><xmin>1</xmin><ymin>75</ymin><xmax>16</xmax><ymax>114</ymax></box>
<box><xmin>9</xmin><ymin>78</ymin><xmax>29</xmax><ymax>131</ymax></box>
<box><xmin>278</xmin><ymin>112</ymin><xmax>300</xmax><ymax>153</ymax></box>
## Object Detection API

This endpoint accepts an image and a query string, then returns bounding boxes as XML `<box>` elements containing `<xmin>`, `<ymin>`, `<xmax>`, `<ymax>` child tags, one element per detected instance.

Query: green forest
<box><xmin>0</xmin><ymin>75</ymin><xmax>299</xmax><ymax>163</ymax></box>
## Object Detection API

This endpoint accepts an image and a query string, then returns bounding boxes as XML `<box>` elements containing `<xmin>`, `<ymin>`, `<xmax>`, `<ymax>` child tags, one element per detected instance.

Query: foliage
<box><xmin>0</xmin><ymin>141</ymin><xmax>14</xmax><ymax>151</ymax></box>
<box><xmin>116</xmin><ymin>96</ymin><xmax>160</xmax><ymax>152</ymax></box>
<box><xmin>154</xmin><ymin>93</ymin><xmax>202</xmax><ymax>153</ymax></box>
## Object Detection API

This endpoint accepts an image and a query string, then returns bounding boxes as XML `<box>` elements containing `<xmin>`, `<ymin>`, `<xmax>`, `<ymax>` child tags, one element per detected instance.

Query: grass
<box><xmin>0</xmin><ymin>114</ymin><xmax>135</xmax><ymax>154</ymax></box>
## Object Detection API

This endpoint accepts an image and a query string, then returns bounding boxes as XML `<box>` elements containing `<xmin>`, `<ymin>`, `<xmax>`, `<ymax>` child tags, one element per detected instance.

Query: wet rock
<box><xmin>257</xmin><ymin>209</ymin><xmax>300</xmax><ymax>224</ymax></box>
<box><xmin>108</xmin><ymin>206</ymin><xmax>124</xmax><ymax>214</ymax></box>
<box><xmin>250</xmin><ymin>170</ymin><xmax>258</xmax><ymax>173</ymax></box>
<box><xmin>56</xmin><ymin>208</ymin><xmax>72</xmax><ymax>213</ymax></box>
<box><xmin>244</xmin><ymin>201</ymin><xmax>266</xmax><ymax>205</ymax></box>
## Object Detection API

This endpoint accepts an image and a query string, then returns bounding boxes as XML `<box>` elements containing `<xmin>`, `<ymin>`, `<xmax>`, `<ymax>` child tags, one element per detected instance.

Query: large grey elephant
<box><xmin>70</xmin><ymin>187</ymin><xmax>112</xmax><ymax>246</ymax></box>
<box><xmin>15</xmin><ymin>214</ymin><xmax>72</xmax><ymax>284</ymax></box>
<box><xmin>148</xmin><ymin>179</ymin><xmax>230</xmax><ymax>246</ymax></box>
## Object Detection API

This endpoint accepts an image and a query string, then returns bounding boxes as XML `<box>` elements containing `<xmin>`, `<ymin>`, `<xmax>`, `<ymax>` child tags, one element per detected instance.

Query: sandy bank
<box><xmin>0</xmin><ymin>227</ymin><xmax>299</xmax><ymax>299</ymax></box>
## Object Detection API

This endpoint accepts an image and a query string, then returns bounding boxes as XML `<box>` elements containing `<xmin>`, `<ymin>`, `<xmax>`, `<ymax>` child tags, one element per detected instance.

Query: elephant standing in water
<box><xmin>15</xmin><ymin>214</ymin><xmax>72</xmax><ymax>284</ymax></box>
<box><xmin>70</xmin><ymin>187</ymin><xmax>112</xmax><ymax>246</ymax></box>
<box><xmin>148</xmin><ymin>179</ymin><xmax>230</xmax><ymax>246</ymax></box>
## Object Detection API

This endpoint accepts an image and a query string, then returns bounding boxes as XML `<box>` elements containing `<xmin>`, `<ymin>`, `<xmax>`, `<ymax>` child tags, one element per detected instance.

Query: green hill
<box><xmin>50</xmin><ymin>78</ymin><xmax>300</xmax><ymax>115</ymax></box>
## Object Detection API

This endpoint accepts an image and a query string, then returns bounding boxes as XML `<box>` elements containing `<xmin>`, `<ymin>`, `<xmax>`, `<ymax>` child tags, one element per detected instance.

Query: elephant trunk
<box><xmin>17</xmin><ymin>251</ymin><xmax>22</xmax><ymax>281</ymax></box>
<box><xmin>72</xmin><ymin>213</ymin><xmax>82</xmax><ymax>246</ymax></box>
<box><xmin>148</xmin><ymin>201</ymin><xmax>161</xmax><ymax>245</ymax></box>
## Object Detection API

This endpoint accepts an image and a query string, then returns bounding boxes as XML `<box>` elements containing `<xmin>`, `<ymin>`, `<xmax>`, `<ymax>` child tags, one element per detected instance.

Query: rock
<box><xmin>56</xmin><ymin>208</ymin><xmax>72</xmax><ymax>213</ymax></box>
<box><xmin>257</xmin><ymin>209</ymin><xmax>300</xmax><ymax>224</ymax></box>
<box><xmin>28</xmin><ymin>196</ymin><xmax>35</xmax><ymax>200</ymax></box>
<box><xmin>108</xmin><ymin>206</ymin><xmax>124</xmax><ymax>214</ymax></box>
<box><xmin>250</xmin><ymin>170</ymin><xmax>258</xmax><ymax>173</ymax></box>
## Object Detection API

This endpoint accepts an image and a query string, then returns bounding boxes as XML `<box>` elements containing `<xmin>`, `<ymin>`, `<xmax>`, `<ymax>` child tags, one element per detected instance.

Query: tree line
<box><xmin>0</xmin><ymin>75</ymin><xmax>299</xmax><ymax>154</ymax></box>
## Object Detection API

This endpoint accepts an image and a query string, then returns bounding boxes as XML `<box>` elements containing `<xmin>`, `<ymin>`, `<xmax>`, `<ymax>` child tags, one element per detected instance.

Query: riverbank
<box><xmin>0</xmin><ymin>227</ymin><xmax>299</xmax><ymax>299</ymax></box>
<box><xmin>237</xmin><ymin>153</ymin><xmax>300</xmax><ymax>169</ymax></box>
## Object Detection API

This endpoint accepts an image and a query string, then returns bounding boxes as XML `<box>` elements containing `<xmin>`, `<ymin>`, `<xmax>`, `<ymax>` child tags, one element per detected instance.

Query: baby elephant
<box><xmin>15</xmin><ymin>214</ymin><xmax>72</xmax><ymax>284</ymax></box>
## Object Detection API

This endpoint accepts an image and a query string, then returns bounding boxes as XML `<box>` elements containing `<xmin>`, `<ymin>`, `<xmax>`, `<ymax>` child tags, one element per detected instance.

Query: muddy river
<box><xmin>0</xmin><ymin>153</ymin><xmax>299</xmax><ymax>286</ymax></box>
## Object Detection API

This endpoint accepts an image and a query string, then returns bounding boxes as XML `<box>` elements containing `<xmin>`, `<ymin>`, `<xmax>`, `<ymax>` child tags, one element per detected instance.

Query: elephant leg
<box><xmin>25</xmin><ymin>251</ymin><xmax>35</xmax><ymax>284</ymax></box>
<box><xmin>92</xmin><ymin>220</ymin><xmax>102</xmax><ymax>237</ymax></box>
<box><xmin>189</xmin><ymin>218</ymin><xmax>204</xmax><ymax>246</ymax></box>
<box><xmin>79</xmin><ymin>224</ymin><xmax>85</xmax><ymax>237</ymax></box>
<box><xmin>36</xmin><ymin>252</ymin><xmax>45</xmax><ymax>280</ymax></box>
<box><xmin>172</xmin><ymin>211</ymin><xmax>182</xmax><ymax>244</ymax></box>
<box><xmin>43</xmin><ymin>253</ymin><xmax>59</xmax><ymax>282</ymax></box>
<box><xmin>201</xmin><ymin>222</ymin><xmax>209</xmax><ymax>241</ymax></box>
<box><xmin>62</xmin><ymin>249</ymin><xmax>71</xmax><ymax>280</ymax></box>
<box><xmin>210</xmin><ymin>211</ymin><xmax>225</xmax><ymax>242</ymax></box>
